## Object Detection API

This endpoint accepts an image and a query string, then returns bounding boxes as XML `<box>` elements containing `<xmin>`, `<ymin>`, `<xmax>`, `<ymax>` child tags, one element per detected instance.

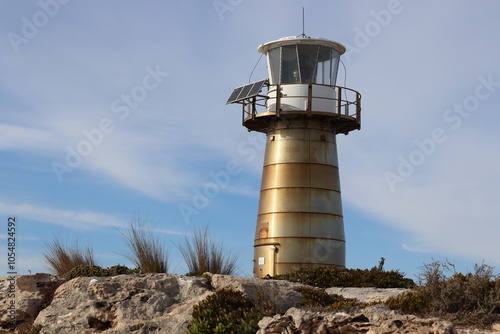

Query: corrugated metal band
<box><xmin>260</xmin><ymin>187</ymin><xmax>341</xmax><ymax>193</ymax></box>
<box><xmin>255</xmin><ymin>236</ymin><xmax>345</xmax><ymax>243</ymax></box>
<box><xmin>257</xmin><ymin>212</ymin><xmax>343</xmax><ymax>217</ymax></box>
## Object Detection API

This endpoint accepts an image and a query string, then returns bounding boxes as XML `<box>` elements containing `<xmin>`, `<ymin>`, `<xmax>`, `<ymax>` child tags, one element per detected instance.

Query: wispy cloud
<box><xmin>342</xmin><ymin>132</ymin><xmax>500</xmax><ymax>266</ymax></box>
<box><xmin>0</xmin><ymin>124</ymin><xmax>58</xmax><ymax>151</ymax></box>
<box><xmin>0</xmin><ymin>201</ymin><xmax>125</xmax><ymax>230</ymax></box>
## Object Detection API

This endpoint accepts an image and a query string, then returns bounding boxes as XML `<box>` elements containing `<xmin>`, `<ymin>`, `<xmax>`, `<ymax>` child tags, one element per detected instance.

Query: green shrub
<box><xmin>67</xmin><ymin>264</ymin><xmax>109</xmax><ymax>280</ymax></box>
<box><xmin>384</xmin><ymin>291</ymin><xmax>430</xmax><ymax>315</ymax></box>
<box><xmin>294</xmin><ymin>286</ymin><xmax>335</xmax><ymax>307</ymax></box>
<box><xmin>129</xmin><ymin>323</ymin><xmax>145</xmax><ymax>331</ymax></box>
<box><xmin>107</xmin><ymin>264</ymin><xmax>130</xmax><ymax>276</ymax></box>
<box><xmin>67</xmin><ymin>264</ymin><xmax>139</xmax><ymax>280</ymax></box>
<box><xmin>328</xmin><ymin>298</ymin><xmax>362</xmax><ymax>311</ymax></box>
<box><xmin>185</xmin><ymin>289</ymin><xmax>277</xmax><ymax>334</ymax></box>
<box><xmin>270</xmin><ymin>267</ymin><xmax>414</xmax><ymax>289</ymax></box>
<box><xmin>294</xmin><ymin>286</ymin><xmax>361</xmax><ymax>310</ymax></box>
<box><xmin>126</xmin><ymin>267</ymin><xmax>142</xmax><ymax>275</ymax></box>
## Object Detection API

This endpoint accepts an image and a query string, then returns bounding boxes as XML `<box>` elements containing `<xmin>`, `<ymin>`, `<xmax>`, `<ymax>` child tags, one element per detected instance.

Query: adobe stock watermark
<box><xmin>7</xmin><ymin>0</ymin><xmax>72</xmax><ymax>54</ymax></box>
<box><xmin>343</xmin><ymin>0</ymin><xmax>412</xmax><ymax>64</ymax></box>
<box><xmin>212</xmin><ymin>0</ymin><xmax>244</xmax><ymax>21</ymax></box>
<box><xmin>384</xmin><ymin>74</ymin><xmax>499</xmax><ymax>192</ymax></box>
<box><xmin>300</xmin><ymin>234</ymin><xmax>344</xmax><ymax>266</ymax></box>
<box><xmin>178</xmin><ymin>133</ymin><xmax>266</xmax><ymax>224</ymax></box>
<box><xmin>52</xmin><ymin>64</ymin><xmax>169</xmax><ymax>182</ymax></box>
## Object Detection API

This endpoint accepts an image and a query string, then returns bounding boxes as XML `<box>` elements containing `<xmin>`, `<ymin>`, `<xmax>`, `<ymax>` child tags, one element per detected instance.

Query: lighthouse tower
<box><xmin>227</xmin><ymin>36</ymin><xmax>361</xmax><ymax>278</ymax></box>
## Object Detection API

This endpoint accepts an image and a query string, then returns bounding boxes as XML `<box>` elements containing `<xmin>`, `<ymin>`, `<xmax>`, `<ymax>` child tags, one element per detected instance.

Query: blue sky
<box><xmin>1</xmin><ymin>0</ymin><xmax>499</xmax><ymax>279</ymax></box>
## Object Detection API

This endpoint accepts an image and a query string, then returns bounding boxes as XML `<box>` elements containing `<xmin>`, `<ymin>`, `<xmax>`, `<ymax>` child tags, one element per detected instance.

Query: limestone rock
<box><xmin>33</xmin><ymin>274</ymin><xmax>213</xmax><ymax>334</ymax></box>
<box><xmin>211</xmin><ymin>274</ymin><xmax>306</xmax><ymax>311</ymax></box>
<box><xmin>456</xmin><ymin>326</ymin><xmax>500</xmax><ymax>334</ymax></box>
<box><xmin>2</xmin><ymin>272</ymin><xmax>496</xmax><ymax>334</ymax></box>
<box><xmin>325</xmin><ymin>287</ymin><xmax>409</xmax><ymax>303</ymax></box>
<box><xmin>0</xmin><ymin>273</ymin><xmax>65</xmax><ymax>333</ymax></box>
<box><xmin>257</xmin><ymin>305</ymin><xmax>457</xmax><ymax>334</ymax></box>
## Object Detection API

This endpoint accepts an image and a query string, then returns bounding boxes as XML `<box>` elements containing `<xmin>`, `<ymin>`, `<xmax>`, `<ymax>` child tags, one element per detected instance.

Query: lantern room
<box><xmin>227</xmin><ymin>35</ymin><xmax>360</xmax><ymax>135</ymax></box>
<box><xmin>258</xmin><ymin>36</ymin><xmax>346</xmax><ymax>86</ymax></box>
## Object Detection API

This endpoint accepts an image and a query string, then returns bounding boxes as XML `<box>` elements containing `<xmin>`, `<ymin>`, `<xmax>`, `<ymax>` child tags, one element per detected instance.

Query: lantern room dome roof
<box><xmin>258</xmin><ymin>36</ymin><xmax>346</xmax><ymax>55</ymax></box>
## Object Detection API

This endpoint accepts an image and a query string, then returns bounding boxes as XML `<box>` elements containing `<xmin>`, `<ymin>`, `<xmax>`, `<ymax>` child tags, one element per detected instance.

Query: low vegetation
<box><xmin>177</xmin><ymin>226</ymin><xmax>238</xmax><ymax>276</ymax></box>
<box><xmin>119</xmin><ymin>217</ymin><xmax>169</xmax><ymax>274</ymax></box>
<box><xmin>67</xmin><ymin>264</ymin><xmax>140</xmax><ymax>280</ymax></box>
<box><xmin>411</xmin><ymin>260</ymin><xmax>500</xmax><ymax>327</ymax></box>
<box><xmin>185</xmin><ymin>289</ymin><xmax>278</xmax><ymax>334</ymax></box>
<box><xmin>294</xmin><ymin>286</ymin><xmax>359</xmax><ymax>310</ymax></box>
<box><xmin>269</xmin><ymin>266</ymin><xmax>415</xmax><ymax>289</ymax></box>
<box><xmin>269</xmin><ymin>261</ymin><xmax>499</xmax><ymax>328</ymax></box>
<box><xmin>43</xmin><ymin>221</ymin><xmax>239</xmax><ymax>278</ymax></box>
<box><xmin>384</xmin><ymin>290</ymin><xmax>430</xmax><ymax>315</ymax></box>
<box><xmin>42</xmin><ymin>237</ymin><xmax>96</xmax><ymax>277</ymax></box>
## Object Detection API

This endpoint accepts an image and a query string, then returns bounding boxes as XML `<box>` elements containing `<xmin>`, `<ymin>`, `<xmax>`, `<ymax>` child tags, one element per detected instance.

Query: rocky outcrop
<box><xmin>1</xmin><ymin>273</ymin><xmax>498</xmax><ymax>334</ymax></box>
<box><xmin>0</xmin><ymin>273</ymin><xmax>65</xmax><ymax>333</ymax></box>
<box><xmin>257</xmin><ymin>305</ymin><xmax>456</xmax><ymax>334</ymax></box>
<box><xmin>33</xmin><ymin>274</ymin><xmax>213</xmax><ymax>334</ymax></box>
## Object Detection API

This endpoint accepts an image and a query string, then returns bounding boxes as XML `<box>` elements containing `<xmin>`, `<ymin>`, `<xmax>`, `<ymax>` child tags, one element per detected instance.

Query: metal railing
<box><xmin>241</xmin><ymin>83</ymin><xmax>361</xmax><ymax>127</ymax></box>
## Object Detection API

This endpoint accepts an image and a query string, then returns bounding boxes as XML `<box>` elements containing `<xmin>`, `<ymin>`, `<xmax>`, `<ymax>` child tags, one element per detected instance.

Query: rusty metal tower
<box><xmin>227</xmin><ymin>36</ymin><xmax>361</xmax><ymax>278</ymax></box>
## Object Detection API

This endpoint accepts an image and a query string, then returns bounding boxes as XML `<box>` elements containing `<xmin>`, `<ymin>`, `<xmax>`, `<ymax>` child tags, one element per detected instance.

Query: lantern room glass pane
<box><xmin>316</xmin><ymin>46</ymin><xmax>332</xmax><ymax>85</ymax></box>
<box><xmin>281</xmin><ymin>45</ymin><xmax>300</xmax><ymax>83</ymax></box>
<box><xmin>297</xmin><ymin>45</ymin><xmax>319</xmax><ymax>83</ymax></box>
<box><xmin>268</xmin><ymin>48</ymin><xmax>280</xmax><ymax>85</ymax></box>
<box><xmin>330</xmin><ymin>49</ymin><xmax>340</xmax><ymax>85</ymax></box>
<box><xmin>267</xmin><ymin>43</ymin><xmax>341</xmax><ymax>85</ymax></box>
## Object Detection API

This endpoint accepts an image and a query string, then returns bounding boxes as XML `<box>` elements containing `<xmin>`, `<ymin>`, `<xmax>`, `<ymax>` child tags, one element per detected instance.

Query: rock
<box><xmin>2</xmin><ymin>272</ymin><xmax>495</xmax><ymax>334</ymax></box>
<box><xmin>257</xmin><ymin>305</ymin><xmax>457</xmax><ymax>334</ymax></box>
<box><xmin>33</xmin><ymin>274</ymin><xmax>213</xmax><ymax>334</ymax></box>
<box><xmin>456</xmin><ymin>326</ymin><xmax>500</xmax><ymax>334</ymax></box>
<box><xmin>0</xmin><ymin>273</ymin><xmax>65</xmax><ymax>333</ymax></box>
<box><xmin>325</xmin><ymin>287</ymin><xmax>409</xmax><ymax>303</ymax></box>
<box><xmin>211</xmin><ymin>274</ymin><xmax>306</xmax><ymax>311</ymax></box>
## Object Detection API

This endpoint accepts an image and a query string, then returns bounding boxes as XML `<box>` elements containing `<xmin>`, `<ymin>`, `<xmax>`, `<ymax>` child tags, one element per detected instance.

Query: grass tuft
<box><xmin>177</xmin><ymin>226</ymin><xmax>238</xmax><ymax>276</ymax></box>
<box><xmin>119</xmin><ymin>217</ymin><xmax>169</xmax><ymax>273</ymax></box>
<box><xmin>42</xmin><ymin>237</ymin><xmax>96</xmax><ymax>278</ymax></box>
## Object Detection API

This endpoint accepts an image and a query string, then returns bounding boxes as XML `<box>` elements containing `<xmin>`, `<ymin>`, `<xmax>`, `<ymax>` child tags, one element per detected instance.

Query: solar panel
<box><xmin>226</xmin><ymin>87</ymin><xmax>243</xmax><ymax>104</ymax></box>
<box><xmin>248</xmin><ymin>79</ymin><xmax>267</xmax><ymax>96</ymax></box>
<box><xmin>226</xmin><ymin>79</ymin><xmax>267</xmax><ymax>104</ymax></box>
<box><xmin>237</xmin><ymin>84</ymin><xmax>253</xmax><ymax>101</ymax></box>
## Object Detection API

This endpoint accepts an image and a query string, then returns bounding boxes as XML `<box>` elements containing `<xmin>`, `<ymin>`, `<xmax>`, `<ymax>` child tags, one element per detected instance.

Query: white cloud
<box><xmin>0</xmin><ymin>201</ymin><xmax>125</xmax><ymax>230</ymax></box>
<box><xmin>341</xmin><ymin>125</ymin><xmax>500</xmax><ymax>267</ymax></box>
<box><xmin>0</xmin><ymin>124</ymin><xmax>58</xmax><ymax>151</ymax></box>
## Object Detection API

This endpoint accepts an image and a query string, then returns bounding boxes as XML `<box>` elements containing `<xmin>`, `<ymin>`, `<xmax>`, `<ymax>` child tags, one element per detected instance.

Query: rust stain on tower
<box><xmin>227</xmin><ymin>36</ymin><xmax>361</xmax><ymax>278</ymax></box>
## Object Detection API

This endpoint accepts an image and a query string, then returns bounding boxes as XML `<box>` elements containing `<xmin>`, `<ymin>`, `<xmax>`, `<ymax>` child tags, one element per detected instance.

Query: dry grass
<box><xmin>119</xmin><ymin>217</ymin><xmax>169</xmax><ymax>273</ymax></box>
<box><xmin>42</xmin><ymin>237</ymin><xmax>96</xmax><ymax>277</ymax></box>
<box><xmin>177</xmin><ymin>226</ymin><xmax>238</xmax><ymax>276</ymax></box>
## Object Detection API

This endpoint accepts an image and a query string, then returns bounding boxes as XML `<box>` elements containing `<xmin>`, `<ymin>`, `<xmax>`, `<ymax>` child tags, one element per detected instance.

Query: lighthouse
<box><xmin>227</xmin><ymin>36</ymin><xmax>361</xmax><ymax>278</ymax></box>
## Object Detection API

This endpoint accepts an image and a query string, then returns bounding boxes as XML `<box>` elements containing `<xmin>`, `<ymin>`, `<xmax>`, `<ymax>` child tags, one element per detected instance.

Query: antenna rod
<box><xmin>302</xmin><ymin>7</ymin><xmax>305</xmax><ymax>37</ymax></box>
